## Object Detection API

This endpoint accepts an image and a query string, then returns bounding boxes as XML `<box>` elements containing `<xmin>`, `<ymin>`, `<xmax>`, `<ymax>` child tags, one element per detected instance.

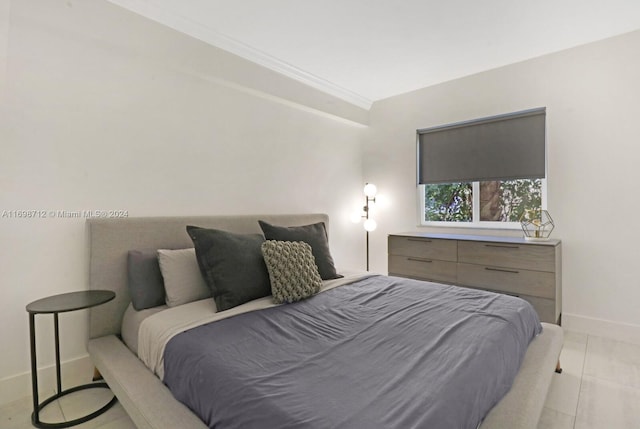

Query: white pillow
<box><xmin>157</xmin><ymin>248</ymin><xmax>211</xmax><ymax>307</ymax></box>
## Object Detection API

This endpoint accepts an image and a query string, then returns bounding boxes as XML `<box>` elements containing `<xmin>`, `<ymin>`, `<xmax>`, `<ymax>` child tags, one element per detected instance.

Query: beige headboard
<box><xmin>87</xmin><ymin>213</ymin><xmax>329</xmax><ymax>339</ymax></box>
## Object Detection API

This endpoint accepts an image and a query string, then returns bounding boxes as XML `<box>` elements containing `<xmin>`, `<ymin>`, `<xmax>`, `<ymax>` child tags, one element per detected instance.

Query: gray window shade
<box><xmin>417</xmin><ymin>108</ymin><xmax>546</xmax><ymax>184</ymax></box>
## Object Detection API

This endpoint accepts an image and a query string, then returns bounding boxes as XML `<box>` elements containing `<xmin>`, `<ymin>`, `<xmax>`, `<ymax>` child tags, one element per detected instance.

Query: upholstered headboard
<box><xmin>87</xmin><ymin>214</ymin><xmax>329</xmax><ymax>339</ymax></box>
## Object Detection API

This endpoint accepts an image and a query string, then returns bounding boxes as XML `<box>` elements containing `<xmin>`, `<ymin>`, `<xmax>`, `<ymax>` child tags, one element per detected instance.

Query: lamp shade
<box><xmin>363</xmin><ymin>219</ymin><xmax>377</xmax><ymax>232</ymax></box>
<box><xmin>364</xmin><ymin>183</ymin><xmax>377</xmax><ymax>198</ymax></box>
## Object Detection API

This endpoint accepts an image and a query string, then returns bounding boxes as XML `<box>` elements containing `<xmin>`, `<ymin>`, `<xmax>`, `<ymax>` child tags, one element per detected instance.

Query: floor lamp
<box><xmin>360</xmin><ymin>183</ymin><xmax>378</xmax><ymax>271</ymax></box>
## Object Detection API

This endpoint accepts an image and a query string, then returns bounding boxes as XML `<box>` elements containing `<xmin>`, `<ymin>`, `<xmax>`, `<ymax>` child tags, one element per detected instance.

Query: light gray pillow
<box><xmin>157</xmin><ymin>248</ymin><xmax>211</xmax><ymax>307</ymax></box>
<box><xmin>261</xmin><ymin>240</ymin><xmax>323</xmax><ymax>304</ymax></box>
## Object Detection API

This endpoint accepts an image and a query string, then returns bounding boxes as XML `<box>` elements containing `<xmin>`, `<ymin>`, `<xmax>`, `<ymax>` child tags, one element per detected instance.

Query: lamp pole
<box><xmin>366</xmin><ymin>230</ymin><xmax>370</xmax><ymax>271</ymax></box>
<box><xmin>365</xmin><ymin>198</ymin><xmax>370</xmax><ymax>271</ymax></box>
<box><xmin>361</xmin><ymin>183</ymin><xmax>378</xmax><ymax>272</ymax></box>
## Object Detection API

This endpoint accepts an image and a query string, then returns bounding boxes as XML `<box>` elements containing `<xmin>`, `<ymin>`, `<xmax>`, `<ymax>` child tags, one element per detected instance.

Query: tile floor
<box><xmin>1</xmin><ymin>386</ymin><xmax>135</xmax><ymax>429</ymax></box>
<box><xmin>2</xmin><ymin>330</ymin><xmax>639</xmax><ymax>429</ymax></box>
<box><xmin>538</xmin><ymin>331</ymin><xmax>640</xmax><ymax>429</ymax></box>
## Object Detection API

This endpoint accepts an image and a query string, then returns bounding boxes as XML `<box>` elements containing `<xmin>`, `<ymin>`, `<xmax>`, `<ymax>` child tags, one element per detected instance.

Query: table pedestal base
<box><xmin>31</xmin><ymin>383</ymin><xmax>117</xmax><ymax>429</ymax></box>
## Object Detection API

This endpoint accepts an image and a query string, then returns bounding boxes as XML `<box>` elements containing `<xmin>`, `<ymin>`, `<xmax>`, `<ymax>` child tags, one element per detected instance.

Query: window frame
<box><xmin>418</xmin><ymin>179</ymin><xmax>548</xmax><ymax>229</ymax></box>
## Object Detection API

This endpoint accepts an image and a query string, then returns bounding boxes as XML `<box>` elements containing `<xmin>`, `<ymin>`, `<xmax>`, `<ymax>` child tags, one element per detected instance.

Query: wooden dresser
<box><xmin>388</xmin><ymin>233</ymin><xmax>562</xmax><ymax>324</ymax></box>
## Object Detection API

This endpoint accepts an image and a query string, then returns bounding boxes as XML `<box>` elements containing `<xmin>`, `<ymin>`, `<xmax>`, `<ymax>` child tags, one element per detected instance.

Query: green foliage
<box><xmin>424</xmin><ymin>183</ymin><xmax>472</xmax><ymax>222</ymax></box>
<box><xmin>424</xmin><ymin>179</ymin><xmax>541</xmax><ymax>223</ymax></box>
<box><xmin>496</xmin><ymin>179</ymin><xmax>542</xmax><ymax>222</ymax></box>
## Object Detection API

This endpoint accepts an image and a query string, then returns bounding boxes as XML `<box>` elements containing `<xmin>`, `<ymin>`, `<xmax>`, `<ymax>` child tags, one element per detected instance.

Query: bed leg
<box><xmin>93</xmin><ymin>367</ymin><xmax>104</xmax><ymax>381</ymax></box>
<box><xmin>555</xmin><ymin>360</ymin><xmax>563</xmax><ymax>374</ymax></box>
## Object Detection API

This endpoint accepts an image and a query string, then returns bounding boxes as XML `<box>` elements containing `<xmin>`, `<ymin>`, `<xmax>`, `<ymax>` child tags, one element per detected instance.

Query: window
<box><xmin>422</xmin><ymin>179</ymin><xmax>544</xmax><ymax>227</ymax></box>
<box><xmin>424</xmin><ymin>182</ymin><xmax>472</xmax><ymax>222</ymax></box>
<box><xmin>417</xmin><ymin>108</ymin><xmax>546</xmax><ymax>228</ymax></box>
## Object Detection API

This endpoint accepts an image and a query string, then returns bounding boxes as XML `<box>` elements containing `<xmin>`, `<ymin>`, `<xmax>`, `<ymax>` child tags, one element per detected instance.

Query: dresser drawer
<box><xmin>454</xmin><ymin>284</ymin><xmax>557</xmax><ymax>324</ymax></box>
<box><xmin>457</xmin><ymin>262</ymin><xmax>555</xmax><ymax>299</ymax></box>
<box><xmin>388</xmin><ymin>236</ymin><xmax>457</xmax><ymax>262</ymax></box>
<box><xmin>389</xmin><ymin>255</ymin><xmax>457</xmax><ymax>283</ymax></box>
<box><xmin>458</xmin><ymin>241</ymin><xmax>556</xmax><ymax>272</ymax></box>
<box><xmin>519</xmin><ymin>295</ymin><xmax>557</xmax><ymax>324</ymax></box>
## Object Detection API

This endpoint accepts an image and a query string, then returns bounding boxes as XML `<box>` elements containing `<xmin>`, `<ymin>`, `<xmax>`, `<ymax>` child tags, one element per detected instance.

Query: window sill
<box><xmin>419</xmin><ymin>221</ymin><xmax>524</xmax><ymax>231</ymax></box>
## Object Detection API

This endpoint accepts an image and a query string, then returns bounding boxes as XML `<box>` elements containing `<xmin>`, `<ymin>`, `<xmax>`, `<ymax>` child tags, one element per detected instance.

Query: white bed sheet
<box><xmin>121</xmin><ymin>303</ymin><xmax>168</xmax><ymax>355</ymax></box>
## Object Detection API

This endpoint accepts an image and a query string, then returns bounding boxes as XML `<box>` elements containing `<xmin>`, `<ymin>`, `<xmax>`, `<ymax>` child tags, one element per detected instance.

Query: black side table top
<box><xmin>27</xmin><ymin>290</ymin><xmax>115</xmax><ymax>314</ymax></box>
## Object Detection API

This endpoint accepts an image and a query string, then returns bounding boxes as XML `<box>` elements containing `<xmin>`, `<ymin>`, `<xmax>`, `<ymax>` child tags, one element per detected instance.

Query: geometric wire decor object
<box><xmin>520</xmin><ymin>209</ymin><xmax>554</xmax><ymax>241</ymax></box>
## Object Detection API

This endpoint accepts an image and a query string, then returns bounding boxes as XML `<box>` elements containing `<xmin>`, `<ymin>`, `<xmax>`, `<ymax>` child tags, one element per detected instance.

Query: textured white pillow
<box><xmin>157</xmin><ymin>248</ymin><xmax>211</xmax><ymax>307</ymax></box>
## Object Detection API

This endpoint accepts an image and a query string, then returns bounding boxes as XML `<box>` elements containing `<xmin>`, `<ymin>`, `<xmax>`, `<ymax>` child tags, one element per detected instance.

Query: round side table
<box><xmin>26</xmin><ymin>290</ymin><xmax>117</xmax><ymax>428</ymax></box>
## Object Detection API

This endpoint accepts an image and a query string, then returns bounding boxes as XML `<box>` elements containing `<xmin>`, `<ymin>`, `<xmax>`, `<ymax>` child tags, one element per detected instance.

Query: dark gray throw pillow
<box><xmin>258</xmin><ymin>220</ymin><xmax>341</xmax><ymax>280</ymax></box>
<box><xmin>127</xmin><ymin>249</ymin><xmax>166</xmax><ymax>311</ymax></box>
<box><xmin>186</xmin><ymin>226</ymin><xmax>271</xmax><ymax>312</ymax></box>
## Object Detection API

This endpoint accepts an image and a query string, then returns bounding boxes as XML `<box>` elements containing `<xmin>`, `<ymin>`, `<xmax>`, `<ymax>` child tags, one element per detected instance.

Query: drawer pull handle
<box><xmin>408</xmin><ymin>257</ymin><xmax>432</xmax><ymax>263</ymax></box>
<box><xmin>408</xmin><ymin>238</ymin><xmax>432</xmax><ymax>243</ymax></box>
<box><xmin>502</xmin><ymin>292</ymin><xmax>521</xmax><ymax>297</ymax></box>
<box><xmin>485</xmin><ymin>244</ymin><xmax>519</xmax><ymax>249</ymax></box>
<box><xmin>485</xmin><ymin>267</ymin><xmax>519</xmax><ymax>274</ymax></box>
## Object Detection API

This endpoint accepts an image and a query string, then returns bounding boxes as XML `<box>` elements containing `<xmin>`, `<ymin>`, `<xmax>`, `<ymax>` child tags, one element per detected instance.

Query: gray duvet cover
<box><xmin>163</xmin><ymin>275</ymin><xmax>542</xmax><ymax>429</ymax></box>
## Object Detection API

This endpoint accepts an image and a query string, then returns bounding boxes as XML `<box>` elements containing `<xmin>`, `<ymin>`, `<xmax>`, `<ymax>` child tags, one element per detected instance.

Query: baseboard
<box><xmin>0</xmin><ymin>354</ymin><xmax>93</xmax><ymax>406</ymax></box>
<box><xmin>562</xmin><ymin>313</ymin><xmax>640</xmax><ymax>346</ymax></box>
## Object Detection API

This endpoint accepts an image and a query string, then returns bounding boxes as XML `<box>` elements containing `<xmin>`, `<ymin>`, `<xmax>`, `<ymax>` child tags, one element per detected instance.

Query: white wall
<box><xmin>0</xmin><ymin>0</ymin><xmax>366</xmax><ymax>403</ymax></box>
<box><xmin>0</xmin><ymin>0</ymin><xmax>8</xmax><ymax>99</ymax></box>
<box><xmin>364</xmin><ymin>30</ymin><xmax>640</xmax><ymax>342</ymax></box>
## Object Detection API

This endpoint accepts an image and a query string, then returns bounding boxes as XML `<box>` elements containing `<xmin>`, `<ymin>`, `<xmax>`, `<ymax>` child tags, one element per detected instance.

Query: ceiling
<box><xmin>107</xmin><ymin>0</ymin><xmax>640</xmax><ymax>109</ymax></box>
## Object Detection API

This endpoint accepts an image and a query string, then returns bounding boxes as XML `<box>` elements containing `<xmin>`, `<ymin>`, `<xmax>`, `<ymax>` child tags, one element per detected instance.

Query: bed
<box><xmin>86</xmin><ymin>214</ymin><xmax>563</xmax><ymax>429</ymax></box>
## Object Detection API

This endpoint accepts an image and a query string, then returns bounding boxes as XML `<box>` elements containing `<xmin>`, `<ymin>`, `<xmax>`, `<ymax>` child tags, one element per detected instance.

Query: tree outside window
<box><xmin>424</xmin><ymin>179</ymin><xmax>542</xmax><ymax>224</ymax></box>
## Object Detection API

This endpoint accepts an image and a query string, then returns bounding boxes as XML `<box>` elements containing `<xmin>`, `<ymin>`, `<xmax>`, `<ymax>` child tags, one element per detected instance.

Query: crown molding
<box><xmin>107</xmin><ymin>0</ymin><xmax>373</xmax><ymax>110</ymax></box>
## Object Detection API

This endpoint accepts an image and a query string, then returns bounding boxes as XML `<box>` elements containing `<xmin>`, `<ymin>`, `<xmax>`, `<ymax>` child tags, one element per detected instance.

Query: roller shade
<box><xmin>417</xmin><ymin>108</ymin><xmax>546</xmax><ymax>184</ymax></box>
